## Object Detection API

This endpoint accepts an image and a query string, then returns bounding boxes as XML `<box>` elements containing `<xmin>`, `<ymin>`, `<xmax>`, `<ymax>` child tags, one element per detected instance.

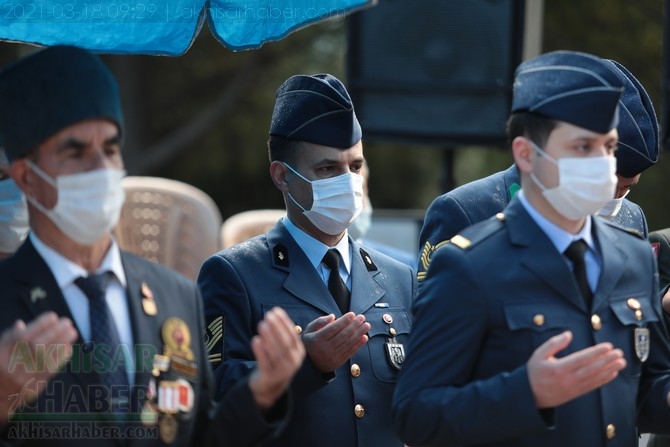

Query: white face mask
<box><xmin>597</xmin><ymin>190</ymin><xmax>630</xmax><ymax>218</ymax></box>
<box><xmin>0</xmin><ymin>178</ymin><xmax>29</xmax><ymax>253</ymax></box>
<box><xmin>26</xmin><ymin>161</ymin><xmax>126</xmax><ymax>245</ymax></box>
<box><xmin>284</xmin><ymin>163</ymin><xmax>364</xmax><ymax>235</ymax></box>
<box><xmin>348</xmin><ymin>196</ymin><xmax>373</xmax><ymax>240</ymax></box>
<box><xmin>528</xmin><ymin>141</ymin><xmax>616</xmax><ymax>221</ymax></box>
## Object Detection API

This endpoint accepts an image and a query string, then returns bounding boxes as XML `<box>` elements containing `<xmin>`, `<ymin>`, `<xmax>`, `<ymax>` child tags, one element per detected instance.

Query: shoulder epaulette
<box><xmin>451</xmin><ymin>212</ymin><xmax>507</xmax><ymax>250</ymax></box>
<box><xmin>418</xmin><ymin>213</ymin><xmax>506</xmax><ymax>281</ymax></box>
<box><xmin>601</xmin><ymin>219</ymin><xmax>645</xmax><ymax>240</ymax></box>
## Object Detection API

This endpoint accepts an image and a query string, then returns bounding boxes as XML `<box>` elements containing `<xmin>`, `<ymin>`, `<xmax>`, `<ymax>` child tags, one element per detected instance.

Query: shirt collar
<box><xmin>29</xmin><ymin>232</ymin><xmax>127</xmax><ymax>288</ymax></box>
<box><xmin>283</xmin><ymin>217</ymin><xmax>352</xmax><ymax>272</ymax></box>
<box><xmin>517</xmin><ymin>190</ymin><xmax>595</xmax><ymax>254</ymax></box>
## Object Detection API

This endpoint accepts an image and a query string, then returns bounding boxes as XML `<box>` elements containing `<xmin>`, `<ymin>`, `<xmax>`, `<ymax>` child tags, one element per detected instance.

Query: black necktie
<box><xmin>322</xmin><ymin>249</ymin><xmax>350</xmax><ymax>314</ymax></box>
<box><xmin>75</xmin><ymin>273</ymin><xmax>129</xmax><ymax>414</ymax></box>
<box><xmin>564</xmin><ymin>239</ymin><xmax>593</xmax><ymax>307</ymax></box>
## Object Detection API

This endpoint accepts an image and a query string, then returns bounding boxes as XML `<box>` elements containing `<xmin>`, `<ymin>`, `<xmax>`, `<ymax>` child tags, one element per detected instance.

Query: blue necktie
<box><xmin>322</xmin><ymin>249</ymin><xmax>350</xmax><ymax>314</ymax></box>
<box><xmin>75</xmin><ymin>273</ymin><xmax>129</xmax><ymax>415</ymax></box>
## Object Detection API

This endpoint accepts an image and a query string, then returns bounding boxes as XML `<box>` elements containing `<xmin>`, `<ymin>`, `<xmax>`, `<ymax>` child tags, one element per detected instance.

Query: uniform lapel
<box><xmin>12</xmin><ymin>239</ymin><xmax>107</xmax><ymax>393</ymax></box>
<box><xmin>506</xmin><ymin>199</ymin><xmax>588</xmax><ymax>311</ymax></box>
<box><xmin>120</xmin><ymin>253</ymin><xmax>161</xmax><ymax>414</ymax></box>
<box><xmin>14</xmin><ymin>239</ymin><xmax>77</xmax><ymax>325</ymax></box>
<box><xmin>349</xmin><ymin>240</ymin><xmax>385</xmax><ymax>314</ymax></box>
<box><xmin>591</xmin><ymin>219</ymin><xmax>628</xmax><ymax>311</ymax></box>
<box><xmin>267</xmin><ymin>223</ymin><xmax>340</xmax><ymax>315</ymax></box>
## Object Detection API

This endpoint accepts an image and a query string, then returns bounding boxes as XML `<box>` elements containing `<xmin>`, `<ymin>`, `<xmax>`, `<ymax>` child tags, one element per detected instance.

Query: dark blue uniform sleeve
<box><xmin>198</xmin><ymin>251</ymin><xmax>330</xmax><ymax>402</ymax></box>
<box><xmin>417</xmin><ymin>194</ymin><xmax>473</xmax><ymax>283</ymax></box>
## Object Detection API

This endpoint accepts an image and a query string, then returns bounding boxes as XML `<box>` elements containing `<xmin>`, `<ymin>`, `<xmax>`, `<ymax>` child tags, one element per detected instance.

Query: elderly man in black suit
<box><xmin>0</xmin><ymin>45</ymin><xmax>304</xmax><ymax>446</ymax></box>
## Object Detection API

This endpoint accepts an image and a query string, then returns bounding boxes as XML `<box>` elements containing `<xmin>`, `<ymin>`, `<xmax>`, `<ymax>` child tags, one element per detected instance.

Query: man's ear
<box><xmin>269</xmin><ymin>161</ymin><xmax>289</xmax><ymax>192</ymax></box>
<box><xmin>512</xmin><ymin>137</ymin><xmax>535</xmax><ymax>174</ymax></box>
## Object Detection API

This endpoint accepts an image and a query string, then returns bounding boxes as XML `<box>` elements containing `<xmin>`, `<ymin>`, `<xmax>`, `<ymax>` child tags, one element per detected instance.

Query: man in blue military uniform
<box><xmin>392</xmin><ymin>51</ymin><xmax>670</xmax><ymax>447</ymax></box>
<box><xmin>0</xmin><ymin>45</ymin><xmax>305</xmax><ymax>446</ymax></box>
<box><xmin>198</xmin><ymin>73</ymin><xmax>415</xmax><ymax>447</ymax></box>
<box><xmin>416</xmin><ymin>59</ymin><xmax>659</xmax><ymax>283</ymax></box>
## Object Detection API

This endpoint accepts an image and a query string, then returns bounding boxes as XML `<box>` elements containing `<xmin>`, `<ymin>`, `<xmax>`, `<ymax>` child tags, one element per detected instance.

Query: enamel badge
<box><xmin>385</xmin><ymin>337</ymin><xmax>405</xmax><ymax>370</ymax></box>
<box><xmin>162</xmin><ymin>317</ymin><xmax>195</xmax><ymax>361</ymax></box>
<box><xmin>141</xmin><ymin>282</ymin><xmax>157</xmax><ymax>316</ymax></box>
<box><xmin>635</xmin><ymin>327</ymin><xmax>650</xmax><ymax>362</ymax></box>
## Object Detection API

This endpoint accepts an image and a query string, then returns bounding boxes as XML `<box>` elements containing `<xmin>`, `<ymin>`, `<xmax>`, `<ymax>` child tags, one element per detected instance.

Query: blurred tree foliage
<box><xmin>543</xmin><ymin>0</ymin><xmax>668</xmax><ymax>231</ymax></box>
<box><xmin>0</xmin><ymin>0</ymin><xmax>667</xmax><ymax>231</ymax></box>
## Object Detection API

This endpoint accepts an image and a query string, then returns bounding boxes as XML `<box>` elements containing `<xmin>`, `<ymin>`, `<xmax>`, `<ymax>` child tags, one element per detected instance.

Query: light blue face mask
<box><xmin>0</xmin><ymin>178</ymin><xmax>29</xmax><ymax>253</ymax></box>
<box><xmin>283</xmin><ymin>163</ymin><xmax>364</xmax><ymax>236</ymax></box>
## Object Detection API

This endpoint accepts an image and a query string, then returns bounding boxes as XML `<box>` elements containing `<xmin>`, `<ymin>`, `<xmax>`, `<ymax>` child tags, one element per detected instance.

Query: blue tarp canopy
<box><xmin>0</xmin><ymin>0</ymin><xmax>374</xmax><ymax>55</ymax></box>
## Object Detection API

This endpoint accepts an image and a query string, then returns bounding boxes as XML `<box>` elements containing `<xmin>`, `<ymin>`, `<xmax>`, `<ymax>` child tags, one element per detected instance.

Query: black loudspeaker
<box><xmin>347</xmin><ymin>0</ymin><xmax>526</xmax><ymax>146</ymax></box>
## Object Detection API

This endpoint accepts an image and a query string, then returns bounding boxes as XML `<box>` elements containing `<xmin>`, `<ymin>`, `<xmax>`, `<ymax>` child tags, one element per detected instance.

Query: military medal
<box><xmin>157</xmin><ymin>379</ymin><xmax>194</xmax><ymax>413</ymax></box>
<box><xmin>170</xmin><ymin>356</ymin><xmax>197</xmax><ymax>379</ymax></box>
<box><xmin>634</xmin><ymin>327</ymin><xmax>650</xmax><ymax>362</ymax></box>
<box><xmin>159</xmin><ymin>413</ymin><xmax>178</xmax><ymax>444</ymax></box>
<box><xmin>149</xmin><ymin>317</ymin><xmax>198</xmax><ymax>439</ymax></box>
<box><xmin>141</xmin><ymin>282</ymin><xmax>158</xmax><ymax>316</ymax></box>
<box><xmin>162</xmin><ymin>317</ymin><xmax>195</xmax><ymax>361</ymax></box>
<box><xmin>152</xmin><ymin>354</ymin><xmax>171</xmax><ymax>376</ymax></box>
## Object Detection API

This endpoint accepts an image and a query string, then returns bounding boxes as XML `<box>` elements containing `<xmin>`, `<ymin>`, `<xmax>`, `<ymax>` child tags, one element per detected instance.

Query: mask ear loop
<box><xmin>282</xmin><ymin>163</ymin><xmax>311</xmax><ymax>213</ymax></box>
<box><xmin>23</xmin><ymin>160</ymin><xmax>59</xmax><ymax>213</ymax></box>
<box><xmin>526</xmin><ymin>138</ymin><xmax>557</xmax><ymax>192</ymax></box>
<box><xmin>25</xmin><ymin>160</ymin><xmax>58</xmax><ymax>189</ymax></box>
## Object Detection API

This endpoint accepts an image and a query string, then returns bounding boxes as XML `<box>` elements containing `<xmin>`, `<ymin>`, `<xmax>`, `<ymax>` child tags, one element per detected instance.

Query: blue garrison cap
<box><xmin>512</xmin><ymin>51</ymin><xmax>625</xmax><ymax>133</ymax></box>
<box><xmin>0</xmin><ymin>45</ymin><xmax>124</xmax><ymax>161</ymax></box>
<box><xmin>269</xmin><ymin>73</ymin><xmax>362</xmax><ymax>148</ymax></box>
<box><xmin>604</xmin><ymin>60</ymin><xmax>659</xmax><ymax>178</ymax></box>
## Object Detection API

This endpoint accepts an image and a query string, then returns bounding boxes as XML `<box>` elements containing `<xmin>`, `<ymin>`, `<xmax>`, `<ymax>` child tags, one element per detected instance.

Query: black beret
<box><xmin>512</xmin><ymin>51</ymin><xmax>625</xmax><ymax>133</ymax></box>
<box><xmin>603</xmin><ymin>60</ymin><xmax>659</xmax><ymax>178</ymax></box>
<box><xmin>269</xmin><ymin>73</ymin><xmax>361</xmax><ymax>149</ymax></box>
<box><xmin>0</xmin><ymin>45</ymin><xmax>124</xmax><ymax>161</ymax></box>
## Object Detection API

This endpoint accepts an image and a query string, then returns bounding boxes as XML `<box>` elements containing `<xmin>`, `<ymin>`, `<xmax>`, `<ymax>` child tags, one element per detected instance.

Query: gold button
<box><xmin>627</xmin><ymin>298</ymin><xmax>641</xmax><ymax>311</ymax></box>
<box><xmin>635</xmin><ymin>309</ymin><xmax>642</xmax><ymax>321</ymax></box>
<box><xmin>591</xmin><ymin>314</ymin><xmax>602</xmax><ymax>331</ymax></box>
<box><xmin>354</xmin><ymin>404</ymin><xmax>365</xmax><ymax>418</ymax></box>
<box><xmin>532</xmin><ymin>314</ymin><xmax>545</xmax><ymax>326</ymax></box>
<box><xmin>294</xmin><ymin>325</ymin><xmax>302</xmax><ymax>334</ymax></box>
<box><xmin>389</xmin><ymin>327</ymin><xmax>397</xmax><ymax>336</ymax></box>
<box><xmin>606</xmin><ymin>423</ymin><xmax>616</xmax><ymax>439</ymax></box>
<box><xmin>496</xmin><ymin>212</ymin><xmax>506</xmax><ymax>221</ymax></box>
<box><xmin>382</xmin><ymin>314</ymin><xmax>393</xmax><ymax>324</ymax></box>
<box><xmin>351</xmin><ymin>364</ymin><xmax>361</xmax><ymax>378</ymax></box>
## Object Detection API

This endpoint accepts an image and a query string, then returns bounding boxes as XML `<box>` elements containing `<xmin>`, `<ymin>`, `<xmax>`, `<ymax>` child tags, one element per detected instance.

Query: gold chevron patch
<box><xmin>417</xmin><ymin>240</ymin><xmax>450</xmax><ymax>281</ymax></box>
